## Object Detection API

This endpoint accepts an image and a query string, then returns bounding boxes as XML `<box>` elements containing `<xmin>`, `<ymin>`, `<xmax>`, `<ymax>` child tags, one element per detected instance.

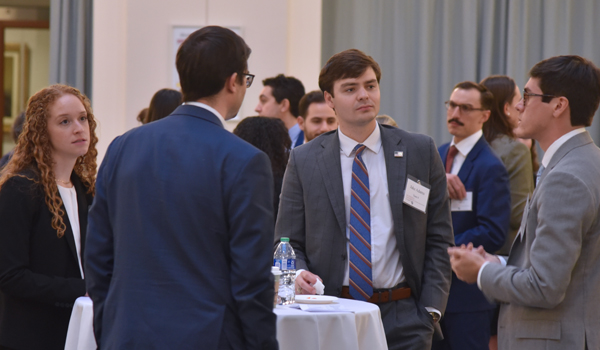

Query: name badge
<box><xmin>403</xmin><ymin>175</ymin><xmax>430</xmax><ymax>214</ymax></box>
<box><xmin>450</xmin><ymin>192</ymin><xmax>473</xmax><ymax>211</ymax></box>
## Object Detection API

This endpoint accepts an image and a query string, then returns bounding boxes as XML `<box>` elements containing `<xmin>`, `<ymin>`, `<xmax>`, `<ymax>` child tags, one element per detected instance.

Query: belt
<box><xmin>341</xmin><ymin>284</ymin><xmax>411</xmax><ymax>304</ymax></box>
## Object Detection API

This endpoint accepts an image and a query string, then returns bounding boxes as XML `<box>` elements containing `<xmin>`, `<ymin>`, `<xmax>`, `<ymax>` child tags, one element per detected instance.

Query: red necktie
<box><xmin>445</xmin><ymin>145</ymin><xmax>458</xmax><ymax>173</ymax></box>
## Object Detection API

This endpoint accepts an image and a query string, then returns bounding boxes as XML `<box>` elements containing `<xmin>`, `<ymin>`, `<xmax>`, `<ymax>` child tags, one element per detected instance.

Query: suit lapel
<box><xmin>381</xmin><ymin>126</ymin><xmax>406</xmax><ymax>242</ymax></box>
<box><xmin>457</xmin><ymin>136</ymin><xmax>487</xmax><ymax>183</ymax></box>
<box><xmin>317</xmin><ymin>131</ymin><xmax>346</xmax><ymax>237</ymax></box>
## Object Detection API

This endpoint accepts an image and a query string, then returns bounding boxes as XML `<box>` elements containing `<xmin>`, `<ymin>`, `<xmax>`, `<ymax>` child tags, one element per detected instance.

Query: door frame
<box><xmin>0</xmin><ymin>20</ymin><xmax>49</xmax><ymax>155</ymax></box>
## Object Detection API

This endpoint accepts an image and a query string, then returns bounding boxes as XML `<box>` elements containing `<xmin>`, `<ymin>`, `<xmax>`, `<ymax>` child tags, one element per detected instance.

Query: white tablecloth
<box><xmin>274</xmin><ymin>298</ymin><xmax>388</xmax><ymax>350</ymax></box>
<box><xmin>65</xmin><ymin>297</ymin><xmax>388</xmax><ymax>350</ymax></box>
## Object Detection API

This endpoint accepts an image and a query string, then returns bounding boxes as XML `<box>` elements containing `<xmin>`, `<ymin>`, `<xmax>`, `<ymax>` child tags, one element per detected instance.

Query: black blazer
<box><xmin>0</xmin><ymin>171</ymin><xmax>90</xmax><ymax>350</ymax></box>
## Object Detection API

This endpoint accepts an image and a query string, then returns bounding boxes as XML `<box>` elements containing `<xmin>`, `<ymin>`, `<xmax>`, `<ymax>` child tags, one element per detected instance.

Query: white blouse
<box><xmin>57</xmin><ymin>185</ymin><xmax>84</xmax><ymax>278</ymax></box>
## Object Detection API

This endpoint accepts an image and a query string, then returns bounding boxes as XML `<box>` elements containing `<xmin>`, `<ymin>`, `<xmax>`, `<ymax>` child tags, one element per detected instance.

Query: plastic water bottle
<box><xmin>274</xmin><ymin>237</ymin><xmax>296</xmax><ymax>305</ymax></box>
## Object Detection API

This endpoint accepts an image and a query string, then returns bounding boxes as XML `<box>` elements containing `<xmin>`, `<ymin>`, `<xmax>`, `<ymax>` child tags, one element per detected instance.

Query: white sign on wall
<box><xmin>172</xmin><ymin>26</ymin><xmax>243</xmax><ymax>90</ymax></box>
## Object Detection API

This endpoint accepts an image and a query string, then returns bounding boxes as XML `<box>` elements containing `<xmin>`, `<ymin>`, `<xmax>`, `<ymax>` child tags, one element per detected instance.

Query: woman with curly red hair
<box><xmin>0</xmin><ymin>84</ymin><xmax>98</xmax><ymax>350</ymax></box>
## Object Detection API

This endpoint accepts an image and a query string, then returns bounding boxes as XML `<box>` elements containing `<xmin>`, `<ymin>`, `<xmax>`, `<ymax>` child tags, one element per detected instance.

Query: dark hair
<box><xmin>298</xmin><ymin>90</ymin><xmax>326</xmax><ymax>118</ymax></box>
<box><xmin>233</xmin><ymin>117</ymin><xmax>291</xmax><ymax>177</ymax></box>
<box><xmin>529</xmin><ymin>55</ymin><xmax>600</xmax><ymax>127</ymax></box>
<box><xmin>11</xmin><ymin>111</ymin><xmax>25</xmax><ymax>142</ymax></box>
<box><xmin>480</xmin><ymin>76</ymin><xmax>516</xmax><ymax>142</ymax></box>
<box><xmin>145</xmin><ymin>89</ymin><xmax>182</xmax><ymax>124</ymax></box>
<box><xmin>262</xmin><ymin>75</ymin><xmax>305</xmax><ymax>117</ymax></box>
<box><xmin>319</xmin><ymin>49</ymin><xmax>381</xmax><ymax>97</ymax></box>
<box><xmin>176</xmin><ymin>26</ymin><xmax>251</xmax><ymax>102</ymax></box>
<box><xmin>136</xmin><ymin>108</ymin><xmax>148</xmax><ymax>123</ymax></box>
<box><xmin>453</xmin><ymin>81</ymin><xmax>494</xmax><ymax>111</ymax></box>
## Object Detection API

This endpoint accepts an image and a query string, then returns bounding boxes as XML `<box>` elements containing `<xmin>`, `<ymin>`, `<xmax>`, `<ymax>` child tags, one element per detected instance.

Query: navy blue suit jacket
<box><xmin>439</xmin><ymin>136</ymin><xmax>510</xmax><ymax>313</ymax></box>
<box><xmin>85</xmin><ymin>105</ymin><xmax>278</xmax><ymax>350</ymax></box>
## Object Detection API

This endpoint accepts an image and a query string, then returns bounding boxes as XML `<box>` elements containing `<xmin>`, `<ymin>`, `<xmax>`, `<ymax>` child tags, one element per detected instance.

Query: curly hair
<box><xmin>0</xmin><ymin>84</ymin><xmax>98</xmax><ymax>238</ymax></box>
<box><xmin>233</xmin><ymin>116</ymin><xmax>291</xmax><ymax>177</ymax></box>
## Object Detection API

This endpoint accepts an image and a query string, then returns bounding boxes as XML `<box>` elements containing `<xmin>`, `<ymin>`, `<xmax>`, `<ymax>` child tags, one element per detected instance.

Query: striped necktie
<box><xmin>349</xmin><ymin>144</ymin><xmax>373</xmax><ymax>301</ymax></box>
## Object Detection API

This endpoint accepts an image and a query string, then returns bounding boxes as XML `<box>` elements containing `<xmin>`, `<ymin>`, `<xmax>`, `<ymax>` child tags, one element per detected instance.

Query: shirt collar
<box><xmin>182</xmin><ymin>101</ymin><xmax>225</xmax><ymax>127</ymax></box>
<box><xmin>338</xmin><ymin>122</ymin><xmax>383</xmax><ymax>157</ymax></box>
<box><xmin>451</xmin><ymin>129</ymin><xmax>483</xmax><ymax>157</ymax></box>
<box><xmin>289</xmin><ymin>123</ymin><xmax>301</xmax><ymax>140</ymax></box>
<box><xmin>541</xmin><ymin>128</ymin><xmax>586</xmax><ymax>167</ymax></box>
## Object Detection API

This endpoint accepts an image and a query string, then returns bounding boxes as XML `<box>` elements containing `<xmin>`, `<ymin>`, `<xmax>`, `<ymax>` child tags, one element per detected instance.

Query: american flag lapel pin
<box><xmin>394</xmin><ymin>151</ymin><xmax>403</xmax><ymax>158</ymax></box>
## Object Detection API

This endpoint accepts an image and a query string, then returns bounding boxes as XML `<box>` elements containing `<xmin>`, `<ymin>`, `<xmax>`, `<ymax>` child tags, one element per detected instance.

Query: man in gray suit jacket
<box><xmin>275</xmin><ymin>49</ymin><xmax>454</xmax><ymax>349</ymax></box>
<box><xmin>448</xmin><ymin>55</ymin><xmax>600</xmax><ymax>350</ymax></box>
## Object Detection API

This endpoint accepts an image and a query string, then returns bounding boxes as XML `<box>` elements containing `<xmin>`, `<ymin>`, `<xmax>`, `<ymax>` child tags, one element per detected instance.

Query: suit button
<box><xmin>54</xmin><ymin>302</ymin><xmax>60</xmax><ymax>307</ymax></box>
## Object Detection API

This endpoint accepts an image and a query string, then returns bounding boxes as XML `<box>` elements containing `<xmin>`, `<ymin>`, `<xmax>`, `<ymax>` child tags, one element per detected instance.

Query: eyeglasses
<box><xmin>243</xmin><ymin>73</ymin><xmax>255</xmax><ymax>88</ymax></box>
<box><xmin>522</xmin><ymin>90</ymin><xmax>555</xmax><ymax>106</ymax></box>
<box><xmin>444</xmin><ymin>101</ymin><xmax>486</xmax><ymax>114</ymax></box>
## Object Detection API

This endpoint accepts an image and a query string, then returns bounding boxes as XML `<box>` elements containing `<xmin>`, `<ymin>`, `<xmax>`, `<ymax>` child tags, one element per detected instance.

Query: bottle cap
<box><xmin>280</xmin><ymin>237</ymin><xmax>290</xmax><ymax>242</ymax></box>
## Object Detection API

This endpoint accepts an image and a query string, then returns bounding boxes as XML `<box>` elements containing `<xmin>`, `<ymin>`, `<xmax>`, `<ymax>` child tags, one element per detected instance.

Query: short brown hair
<box><xmin>176</xmin><ymin>26</ymin><xmax>251</xmax><ymax>102</ymax></box>
<box><xmin>453</xmin><ymin>81</ymin><xmax>494</xmax><ymax>111</ymax></box>
<box><xmin>298</xmin><ymin>90</ymin><xmax>325</xmax><ymax>118</ymax></box>
<box><xmin>530</xmin><ymin>55</ymin><xmax>600</xmax><ymax>127</ymax></box>
<box><xmin>319</xmin><ymin>49</ymin><xmax>381</xmax><ymax>97</ymax></box>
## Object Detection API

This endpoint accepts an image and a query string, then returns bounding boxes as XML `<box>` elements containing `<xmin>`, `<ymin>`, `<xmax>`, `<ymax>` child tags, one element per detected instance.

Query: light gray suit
<box><xmin>275</xmin><ymin>124</ymin><xmax>454</xmax><ymax>349</ymax></box>
<box><xmin>480</xmin><ymin>131</ymin><xmax>600</xmax><ymax>350</ymax></box>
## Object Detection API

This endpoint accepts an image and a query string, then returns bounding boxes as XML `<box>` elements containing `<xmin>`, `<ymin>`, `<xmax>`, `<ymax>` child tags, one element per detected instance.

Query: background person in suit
<box><xmin>255</xmin><ymin>74</ymin><xmax>306</xmax><ymax>148</ymax></box>
<box><xmin>449</xmin><ymin>55</ymin><xmax>600</xmax><ymax>350</ymax></box>
<box><xmin>480</xmin><ymin>76</ymin><xmax>534</xmax><ymax>257</ymax></box>
<box><xmin>297</xmin><ymin>90</ymin><xmax>338</xmax><ymax>143</ymax></box>
<box><xmin>0</xmin><ymin>111</ymin><xmax>25</xmax><ymax>170</ymax></box>
<box><xmin>275</xmin><ymin>48</ymin><xmax>454</xmax><ymax>349</ymax></box>
<box><xmin>0</xmin><ymin>84</ymin><xmax>97</xmax><ymax>350</ymax></box>
<box><xmin>480</xmin><ymin>75</ymin><xmax>534</xmax><ymax>350</ymax></box>
<box><xmin>434</xmin><ymin>81</ymin><xmax>511</xmax><ymax>350</ymax></box>
<box><xmin>85</xmin><ymin>26</ymin><xmax>278</xmax><ymax>350</ymax></box>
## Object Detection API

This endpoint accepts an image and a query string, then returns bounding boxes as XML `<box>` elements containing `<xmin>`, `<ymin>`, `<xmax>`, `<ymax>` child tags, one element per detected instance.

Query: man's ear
<box><xmin>225</xmin><ymin>72</ymin><xmax>239</xmax><ymax>93</ymax></box>
<box><xmin>297</xmin><ymin>116</ymin><xmax>306</xmax><ymax>131</ymax></box>
<box><xmin>481</xmin><ymin>110</ymin><xmax>491</xmax><ymax>124</ymax></box>
<box><xmin>324</xmin><ymin>91</ymin><xmax>335</xmax><ymax>109</ymax></box>
<box><xmin>280</xmin><ymin>98</ymin><xmax>290</xmax><ymax>113</ymax></box>
<box><xmin>552</xmin><ymin>96</ymin><xmax>569</xmax><ymax>118</ymax></box>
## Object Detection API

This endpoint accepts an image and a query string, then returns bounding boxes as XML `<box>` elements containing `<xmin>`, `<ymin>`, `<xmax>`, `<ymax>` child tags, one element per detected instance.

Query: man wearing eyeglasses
<box><xmin>433</xmin><ymin>81</ymin><xmax>511</xmax><ymax>350</ymax></box>
<box><xmin>449</xmin><ymin>56</ymin><xmax>600</xmax><ymax>350</ymax></box>
<box><xmin>85</xmin><ymin>26</ymin><xmax>278</xmax><ymax>349</ymax></box>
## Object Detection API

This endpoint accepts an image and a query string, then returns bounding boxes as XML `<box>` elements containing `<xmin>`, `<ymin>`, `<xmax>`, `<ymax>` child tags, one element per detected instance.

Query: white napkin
<box><xmin>313</xmin><ymin>279</ymin><xmax>325</xmax><ymax>295</ymax></box>
<box><xmin>287</xmin><ymin>303</ymin><xmax>354</xmax><ymax>313</ymax></box>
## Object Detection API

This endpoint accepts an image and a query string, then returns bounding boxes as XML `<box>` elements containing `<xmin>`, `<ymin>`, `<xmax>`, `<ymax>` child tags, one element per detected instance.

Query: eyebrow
<box><xmin>340</xmin><ymin>82</ymin><xmax>358</xmax><ymax>88</ymax></box>
<box><xmin>365</xmin><ymin>79</ymin><xmax>377</xmax><ymax>85</ymax></box>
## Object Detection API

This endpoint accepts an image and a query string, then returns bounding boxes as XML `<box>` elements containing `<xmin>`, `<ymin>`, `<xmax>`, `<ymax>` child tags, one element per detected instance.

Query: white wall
<box><xmin>93</xmin><ymin>0</ymin><xmax>323</xmax><ymax>162</ymax></box>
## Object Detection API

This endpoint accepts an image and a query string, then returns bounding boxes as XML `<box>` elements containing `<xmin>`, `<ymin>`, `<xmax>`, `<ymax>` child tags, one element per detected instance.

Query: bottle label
<box><xmin>274</xmin><ymin>258</ymin><xmax>295</xmax><ymax>270</ymax></box>
<box><xmin>273</xmin><ymin>258</ymin><xmax>282</xmax><ymax>270</ymax></box>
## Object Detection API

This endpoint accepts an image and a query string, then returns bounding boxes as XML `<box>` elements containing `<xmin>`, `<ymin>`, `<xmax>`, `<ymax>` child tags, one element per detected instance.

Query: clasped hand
<box><xmin>447</xmin><ymin>243</ymin><xmax>500</xmax><ymax>284</ymax></box>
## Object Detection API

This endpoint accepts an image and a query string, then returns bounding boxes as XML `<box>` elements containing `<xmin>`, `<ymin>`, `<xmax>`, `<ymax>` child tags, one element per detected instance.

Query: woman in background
<box><xmin>233</xmin><ymin>117</ymin><xmax>291</xmax><ymax>221</ymax></box>
<box><xmin>0</xmin><ymin>84</ymin><xmax>98</xmax><ymax>350</ymax></box>
<box><xmin>481</xmin><ymin>75</ymin><xmax>534</xmax><ymax>255</ymax></box>
<box><xmin>140</xmin><ymin>88</ymin><xmax>182</xmax><ymax>124</ymax></box>
<box><xmin>481</xmin><ymin>75</ymin><xmax>534</xmax><ymax>350</ymax></box>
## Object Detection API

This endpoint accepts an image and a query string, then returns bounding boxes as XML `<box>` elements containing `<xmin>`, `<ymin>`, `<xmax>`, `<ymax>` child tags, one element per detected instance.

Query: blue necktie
<box><xmin>536</xmin><ymin>165</ymin><xmax>545</xmax><ymax>186</ymax></box>
<box><xmin>349</xmin><ymin>144</ymin><xmax>373</xmax><ymax>301</ymax></box>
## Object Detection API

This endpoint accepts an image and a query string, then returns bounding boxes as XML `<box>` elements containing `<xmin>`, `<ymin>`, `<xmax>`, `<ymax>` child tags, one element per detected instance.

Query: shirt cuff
<box><xmin>477</xmin><ymin>261</ymin><xmax>490</xmax><ymax>290</ymax></box>
<box><xmin>425</xmin><ymin>307</ymin><xmax>441</xmax><ymax>319</ymax></box>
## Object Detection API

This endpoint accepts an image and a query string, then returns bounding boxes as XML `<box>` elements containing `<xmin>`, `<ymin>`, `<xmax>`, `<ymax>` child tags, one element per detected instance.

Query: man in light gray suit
<box><xmin>448</xmin><ymin>55</ymin><xmax>600</xmax><ymax>349</ymax></box>
<box><xmin>275</xmin><ymin>49</ymin><xmax>454</xmax><ymax>349</ymax></box>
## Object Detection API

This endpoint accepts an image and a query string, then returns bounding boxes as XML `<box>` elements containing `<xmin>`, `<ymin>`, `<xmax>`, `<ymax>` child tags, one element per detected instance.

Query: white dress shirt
<box><xmin>449</xmin><ymin>130</ymin><xmax>483</xmax><ymax>175</ymax></box>
<box><xmin>338</xmin><ymin>124</ymin><xmax>405</xmax><ymax>288</ymax></box>
<box><xmin>183</xmin><ymin>102</ymin><xmax>225</xmax><ymax>127</ymax></box>
<box><xmin>57</xmin><ymin>185</ymin><xmax>84</xmax><ymax>278</ymax></box>
<box><xmin>476</xmin><ymin>127</ymin><xmax>586</xmax><ymax>289</ymax></box>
